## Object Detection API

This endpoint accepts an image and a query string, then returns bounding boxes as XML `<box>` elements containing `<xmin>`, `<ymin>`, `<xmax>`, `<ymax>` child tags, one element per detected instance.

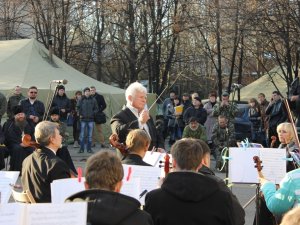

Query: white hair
<box><xmin>125</xmin><ymin>82</ymin><xmax>147</xmax><ymax>102</ymax></box>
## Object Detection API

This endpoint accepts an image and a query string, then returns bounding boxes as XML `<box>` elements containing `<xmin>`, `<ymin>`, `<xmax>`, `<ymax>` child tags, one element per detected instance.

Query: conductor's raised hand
<box><xmin>138</xmin><ymin>110</ymin><xmax>150</xmax><ymax>124</ymax></box>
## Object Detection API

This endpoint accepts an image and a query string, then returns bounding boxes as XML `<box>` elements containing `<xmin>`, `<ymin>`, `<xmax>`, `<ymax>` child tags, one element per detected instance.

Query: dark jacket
<box><xmin>183</xmin><ymin>106</ymin><xmax>207</xmax><ymax>125</ymax></box>
<box><xmin>20</xmin><ymin>98</ymin><xmax>45</xmax><ymax>124</ymax></box>
<box><xmin>21</xmin><ymin>147</ymin><xmax>70</xmax><ymax>203</ymax></box>
<box><xmin>91</xmin><ymin>92</ymin><xmax>107</xmax><ymax>112</ymax></box>
<box><xmin>199</xmin><ymin>165</ymin><xmax>245</xmax><ymax>225</ymax></box>
<box><xmin>0</xmin><ymin>92</ymin><xmax>7</xmax><ymax>119</ymax></box>
<box><xmin>66</xmin><ymin>189</ymin><xmax>153</xmax><ymax>225</ymax></box>
<box><xmin>51</xmin><ymin>94</ymin><xmax>71</xmax><ymax>120</ymax></box>
<box><xmin>111</xmin><ymin>107</ymin><xmax>164</xmax><ymax>150</ymax></box>
<box><xmin>144</xmin><ymin>172</ymin><xmax>235</xmax><ymax>225</ymax></box>
<box><xmin>122</xmin><ymin>154</ymin><xmax>152</xmax><ymax>166</ymax></box>
<box><xmin>7</xmin><ymin>94</ymin><xmax>26</xmax><ymax>119</ymax></box>
<box><xmin>77</xmin><ymin>96</ymin><xmax>98</xmax><ymax>122</ymax></box>
<box><xmin>265</xmin><ymin>99</ymin><xmax>287</xmax><ymax>128</ymax></box>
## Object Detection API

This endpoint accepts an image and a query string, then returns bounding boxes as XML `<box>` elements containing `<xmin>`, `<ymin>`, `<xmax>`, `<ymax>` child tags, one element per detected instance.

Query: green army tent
<box><xmin>0</xmin><ymin>39</ymin><xmax>156</xmax><ymax>136</ymax></box>
<box><xmin>240</xmin><ymin>67</ymin><xmax>288</xmax><ymax>101</ymax></box>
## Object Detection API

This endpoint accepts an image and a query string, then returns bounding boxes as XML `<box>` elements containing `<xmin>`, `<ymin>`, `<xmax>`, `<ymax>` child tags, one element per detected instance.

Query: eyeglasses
<box><xmin>30</xmin><ymin>92</ymin><xmax>37</xmax><ymax>94</ymax></box>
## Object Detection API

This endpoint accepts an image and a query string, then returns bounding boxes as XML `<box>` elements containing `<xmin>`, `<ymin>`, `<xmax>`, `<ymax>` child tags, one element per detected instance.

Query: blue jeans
<box><xmin>79</xmin><ymin>121</ymin><xmax>94</xmax><ymax>151</ymax></box>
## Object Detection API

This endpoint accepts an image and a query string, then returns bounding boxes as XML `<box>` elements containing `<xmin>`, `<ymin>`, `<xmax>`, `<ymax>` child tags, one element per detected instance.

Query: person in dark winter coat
<box><xmin>3</xmin><ymin>105</ymin><xmax>35</xmax><ymax>172</ymax></box>
<box><xmin>66</xmin><ymin>151</ymin><xmax>153</xmax><ymax>225</ymax></box>
<box><xmin>51</xmin><ymin>85</ymin><xmax>71</xmax><ymax>122</ymax></box>
<box><xmin>144</xmin><ymin>138</ymin><xmax>235</xmax><ymax>225</ymax></box>
<box><xmin>183</xmin><ymin>96</ymin><xmax>207</xmax><ymax>125</ymax></box>
<box><xmin>76</xmin><ymin>87</ymin><xmax>98</xmax><ymax>153</ymax></box>
<box><xmin>121</xmin><ymin>129</ymin><xmax>152</xmax><ymax>166</ymax></box>
<box><xmin>7</xmin><ymin>85</ymin><xmax>26</xmax><ymax>119</ymax></box>
<box><xmin>197</xmin><ymin>139</ymin><xmax>245</xmax><ymax>225</ymax></box>
<box><xmin>19</xmin><ymin>86</ymin><xmax>45</xmax><ymax>126</ymax></box>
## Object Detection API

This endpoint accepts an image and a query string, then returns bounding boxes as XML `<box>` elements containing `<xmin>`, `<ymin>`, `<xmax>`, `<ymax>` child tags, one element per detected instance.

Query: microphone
<box><xmin>232</xmin><ymin>83</ymin><xmax>243</xmax><ymax>89</ymax></box>
<box><xmin>51</xmin><ymin>79</ymin><xmax>68</xmax><ymax>85</ymax></box>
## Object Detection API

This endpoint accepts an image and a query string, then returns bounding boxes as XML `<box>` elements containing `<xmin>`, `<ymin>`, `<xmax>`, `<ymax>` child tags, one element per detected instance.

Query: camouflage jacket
<box><xmin>212</xmin><ymin>102</ymin><xmax>238</xmax><ymax>122</ymax></box>
<box><xmin>182</xmin><ymin>124</ymin><xmax>207</xmax><ymax>142</ymax></box>
<box><xmin>211</xmin><ymin>122</ymin><xmax>236</xmax><ymax>148</ymax></box>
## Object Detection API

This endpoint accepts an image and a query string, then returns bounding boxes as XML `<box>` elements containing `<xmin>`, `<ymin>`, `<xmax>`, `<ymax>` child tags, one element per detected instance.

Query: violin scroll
<box><xmin>253</xmin><ymin>156</ymin><xmax>264</xmax><ymax>179</ymax></box>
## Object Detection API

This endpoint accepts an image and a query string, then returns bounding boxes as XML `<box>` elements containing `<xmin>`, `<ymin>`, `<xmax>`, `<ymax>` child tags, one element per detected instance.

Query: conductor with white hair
<box><xmin>111</xmin><ymin>82</ymin><xmax>164</xmax><ymax>151</ymax></box>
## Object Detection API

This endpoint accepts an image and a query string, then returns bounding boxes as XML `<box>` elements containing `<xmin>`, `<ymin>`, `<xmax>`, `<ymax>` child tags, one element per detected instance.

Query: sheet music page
<box><xmin>0</xmin><ymin>171</ymin><xmax>20</xmax><ymax>204</ymax></box>
<box><xmin>229</xmin><ymin>148</ymin><xmax>287</xmax><ymax>184</ymax></box>
<box><xmin>259</xmin><ymin>148</ymin><xmax>286</xmax><ymax>184</ymax></box>
<box><xmin>143</xmin><ymin>151</ymin><xmax>163</xmax><ymax>167</ymax></box>
<box><xmin>0</xmin><ymin>203</ymin><xmax>24</xmax><ymax>225</ymax></box>
<box><xmin>122</xmin><ymin>165</ymin><xmax>161</xmax><ymax>204</ymax></box>
<box><xmin>51</xmin><ymin>178</ymin><xmax>85</xmax><ymax>203</ymax></box>
<box><xmin>229</xmin><ymin>147</ymin><xmax>260</xmax><ymax>184</ymax></box>
<box><xmin>120</xmin><ymin>177</ymin><xmax>140</xmax><ymax>200</ymax></box>
<box><xmin>25</xmin><ymin>202</ymin><xmax>87</xmax><ymax>225</ymax></box>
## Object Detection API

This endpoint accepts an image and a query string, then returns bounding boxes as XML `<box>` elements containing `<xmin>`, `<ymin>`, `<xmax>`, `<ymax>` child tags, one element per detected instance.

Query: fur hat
<box><xmin>49</xmin><ymin>107</ymin><xmax>60</xmax><ymax>116</ymax></box>
<box><xmin>13</xmin><ymin>105</ymin><xmax>24</xmax><ymax>115</ymax></box>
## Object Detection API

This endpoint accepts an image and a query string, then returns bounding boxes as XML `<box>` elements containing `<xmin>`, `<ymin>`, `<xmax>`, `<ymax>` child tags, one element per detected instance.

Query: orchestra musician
<box><xmin>110</xmin><ymin>82</ymin><xmax>164</xmax><ymax>153</ymax></box>
<box><xmin>121</xmin><ymin>129</ymin><xmax>152</xmax><ymax>166</ymax></box>
<box><xmin>21</xmin><ymin>121</ymin><xmax>71</xmax><ymax>203</ymax></box>
<box><xmin>144</xmin><ymin>138</ymin><xmax>235</xmax><ymax>225</ymax></box>
<box><xmin>254</xmin><ymin>122</ymin><xmax>300</xmax><ymax>225</ymax></box>
<box><xmin>66</xmin><ymin>151</ymin><xmax>153</xmax><ymax>225</ymax></box>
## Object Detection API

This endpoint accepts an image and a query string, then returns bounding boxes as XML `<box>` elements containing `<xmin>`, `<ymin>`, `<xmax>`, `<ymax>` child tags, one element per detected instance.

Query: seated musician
<box><xmin>254</xmin><ymin>122</ymin><xmax>300</xmax><ymax>225</ymax></box>
<box><xmin>144</xmin><ymin>138</ymin><xmax>235</xmax><ymax>225</ymax></box>
<box><xmin>21</xmin><ymin>121</ymin><xmax>71</xmax><ymax>203</ymax></box>
<box><xmin>197</xmin><ymin>139</ymin><xmax>245</xmax><ymax>225</ymax></box>
<box><xmin>66</xmin><ymin>151</ymin><xmax>153</xmax><ymax>225</ymax></box>
<box><xmin>259</xmin><ymin>165</ymin><xmax>300</xmax><ymax>216</ymax></box>
<box><xmin>49</xmin><ymin>107</ymin><xmax>77</xmax><ymax>174</ymax></box>
<box><xmin>3</xmin><ymin>105</ymin><xmax>35</xmax><ymax>172</ymax></box>
<box><xmin>277</xmin><ymin>122</ymin><xmax>300</xmax><ymax>171</ymax></box>
<box><xmin>121</xmin><ymin>129</ymin><xmax>152</xmax><ymax>166</ymax></box>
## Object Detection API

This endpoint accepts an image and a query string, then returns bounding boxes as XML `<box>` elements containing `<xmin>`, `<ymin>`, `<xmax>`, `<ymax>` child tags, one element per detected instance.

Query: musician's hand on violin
<box><xmin>138</xmin><ymin>110</ymin><xmax>150</xmax><ymax>124</ymax></box>
<box><xmin>291</xmin><ymin>95</ymin><xmax>299</xmax><ymax>102</ymax></box>
<box><xmin>20</xmin><ymin>142</ymin><xmax>29</xmax><ymax>148</ymax></box>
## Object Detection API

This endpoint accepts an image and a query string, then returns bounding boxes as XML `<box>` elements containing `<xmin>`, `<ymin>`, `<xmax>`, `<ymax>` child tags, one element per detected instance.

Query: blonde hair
<box><xmin>126</xmin><ymin>129</ymin><xmax>150</xmax><ymax>153</ymax></box>
<box><xmin>277</xmin><ymin>122</ymin><xmax>295</xmax><ymax>143</ymax></box>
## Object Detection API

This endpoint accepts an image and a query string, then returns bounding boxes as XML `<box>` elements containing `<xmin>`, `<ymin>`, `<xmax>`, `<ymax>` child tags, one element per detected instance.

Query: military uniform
<box><xmin>211</xmin><ymin>122</ymin><xmax>236</xmax><ymax>168</ymax></box>
<box><xmin>212</xmin><ymin>102</ymin><xmax>238</xmax><ymax>124</ymax></box>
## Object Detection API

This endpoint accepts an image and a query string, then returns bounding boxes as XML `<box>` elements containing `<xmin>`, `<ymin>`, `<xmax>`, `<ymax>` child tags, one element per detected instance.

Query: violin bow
<box><xmin>148</xmin><ymin>71</ymin><xmax>184</xmax><ymax>111</ymax></box>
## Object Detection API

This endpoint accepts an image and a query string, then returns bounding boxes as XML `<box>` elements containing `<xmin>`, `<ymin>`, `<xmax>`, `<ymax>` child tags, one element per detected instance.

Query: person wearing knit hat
<box><xmin>51</xmin><ymin>84</ymin><xmax>70</xmax><ymax>123</ymax></box>
<box><xmin>3</xmin><ymin>104</ymin><xmax>35</xmax><ymax>172</ymax></box>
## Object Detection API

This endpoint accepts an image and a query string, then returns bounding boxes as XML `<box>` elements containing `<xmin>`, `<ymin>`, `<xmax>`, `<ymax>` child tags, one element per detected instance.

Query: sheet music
<box><xmin>229</xmin><ymin>148</ymin><xmax>286</xmax><ymax>184</ymax></box>
<box><xmin>122</xmin><ymin>165</ymin><xmax>160</xmax><ymax>204</ymax></box>
<box><xmin>51</xmin><ymin>178</ymin><xmax>85</xmax><ymax>203</ymax></box>
<box><xmin>120</xmin><ymin>178</ymin><xmax>140</xmax><ymax>200</ymax></box>
<box><xmin>259</xmin><ymin>148</ymin><xmax>286</xmax><ymax>184</ymax></box>
<box><xmin>0</xmin><ymin>203</ymin><xmax>23</xmax><ymax>225</ymax></box>
<box><xmin>25</xmin><ymin>202</ymin><xmax>87</xmax><ymax>225</ymax></box>
<box><xmin>143</xmin><ymin>151</ymin><xmax>163</xmax><ymax>167</ymax></box>
<box><xmin>0</xmin><ymin>171</ymin><xmax>20</xmax><ymax>204</ymax></box>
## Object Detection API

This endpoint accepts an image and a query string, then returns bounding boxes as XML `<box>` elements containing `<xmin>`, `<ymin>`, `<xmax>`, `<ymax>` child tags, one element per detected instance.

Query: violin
<box><xmin>270</xmin><ymin>136</ymin><xmax>277</xmax><ymax>148</ymax></box>
<box><xmin>22</xmin><ymin>134</ymin><xmax>40</xmax><ymax>148</ymax></box>
<box><xmin>109</xmin><ymin>133</ymin><xmax>128</xmax><ymax>155</ymax></box>
<box><xmin>159</xmin><ymin>154</ymin><xmax>172</xmax><ymax>177</ymax></box>
<box><xmin>253</xmin><ymin>156</ymin><xmax>264</xmax><ymax>178</ymax></box>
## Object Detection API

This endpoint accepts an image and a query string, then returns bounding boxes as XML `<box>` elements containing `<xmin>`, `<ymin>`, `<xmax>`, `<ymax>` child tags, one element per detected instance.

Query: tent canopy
<box><xmin>0</xmin><ymin>39</ymin><xmax>156</xmax><ymax>136</ymax></box>
<box><xmin>239</xmin><ymin>67</ymin><xmax>288</xmax><ymax>101</ymax></box>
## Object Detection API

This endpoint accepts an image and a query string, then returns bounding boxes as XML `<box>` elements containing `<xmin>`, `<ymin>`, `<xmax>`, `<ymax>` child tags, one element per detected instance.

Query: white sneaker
<box><xmin>73</xmin><ymin>141</ymin><xmax>79</xmax><ymax>148</ymax></box>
